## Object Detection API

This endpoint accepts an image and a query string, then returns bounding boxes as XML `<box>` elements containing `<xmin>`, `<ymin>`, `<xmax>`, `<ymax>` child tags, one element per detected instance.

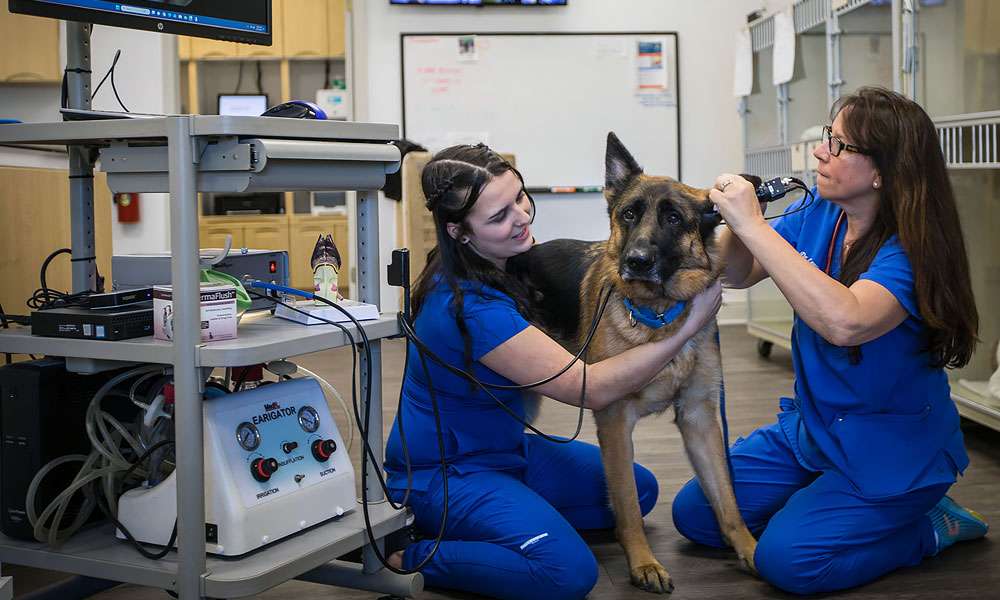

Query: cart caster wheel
<box><xmin>757</xmin><ymin>340</ymin><xmax>773</xmax><ymax>359</ymax></box>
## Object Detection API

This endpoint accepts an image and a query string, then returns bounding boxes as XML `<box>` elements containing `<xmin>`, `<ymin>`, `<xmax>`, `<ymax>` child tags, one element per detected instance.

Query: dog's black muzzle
<box><xmin>620</xmin><ymin>243</ymin><xmax>664</xmax><ymax>284</ymax></box>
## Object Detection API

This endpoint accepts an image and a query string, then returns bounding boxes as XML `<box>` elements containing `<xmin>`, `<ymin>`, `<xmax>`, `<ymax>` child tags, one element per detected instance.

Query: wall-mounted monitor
<box><xmin>8</xmin><ymin>0</ymin><xmax>272</xmax><ymax>46</ymax></box>
<box><xmin>218</xmin><ymin>94</ymin><xmax>268</xmax><ymax>117</ymax></box>
<box><xmin>390</xmin><ymin>1</ymin><xmax>566</xmax><ymax>5</ymax></box>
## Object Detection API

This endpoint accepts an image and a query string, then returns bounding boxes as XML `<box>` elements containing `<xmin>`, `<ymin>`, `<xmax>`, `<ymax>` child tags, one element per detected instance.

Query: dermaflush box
<box><xmin>153</xmin><ymin>284</ymin><xmax>238</xmax><ymax>342</ymax></box>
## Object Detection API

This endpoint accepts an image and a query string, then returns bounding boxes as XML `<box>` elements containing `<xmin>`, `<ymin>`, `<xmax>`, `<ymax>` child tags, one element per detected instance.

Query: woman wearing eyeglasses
<box><xmin>671</xmin><ymin>86</ymin><xmax>986</xmax><ymax>594</ymax></box>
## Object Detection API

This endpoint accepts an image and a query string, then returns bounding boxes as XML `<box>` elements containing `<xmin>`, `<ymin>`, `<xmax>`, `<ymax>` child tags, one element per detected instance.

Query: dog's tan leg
<box><xmin>595</xmin><ymin>403</ymin><xmax>674</xmax><ymax>594</ymax></box>
<box><xmin>675</xmin><ymin>394</ymin><xmax>758</xmax><ymax>574</ymax></box>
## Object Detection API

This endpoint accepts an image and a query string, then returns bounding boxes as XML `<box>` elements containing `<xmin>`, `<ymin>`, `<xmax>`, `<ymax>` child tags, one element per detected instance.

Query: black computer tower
<box><xmin>0</xmin><ymin>359</ymin><xmax>125</xmax><ymax>540</ymax></box>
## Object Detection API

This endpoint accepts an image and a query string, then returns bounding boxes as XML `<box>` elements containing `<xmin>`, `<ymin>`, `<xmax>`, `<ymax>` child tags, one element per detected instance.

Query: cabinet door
<box><xmin>238</xmin><ymin>0</ymin><xmax>285</xmax><ymax>58</ymax></box>
<box><xmin>327</xmin><ymin>0</ymin><xmax>347</xmax><ymax>58</ymax></box>
<box><xmin>177</xmin><ymin>35</ymin><xmax>192</xmax><ymax>61</ymax></box>
<box><xmin>0</xmin><ymin>167</ymin><xmax>112</xmax><ymax>314</ymax></box>
<box><xmin>200</xmin><ymin>224</ymin><xmax>245</xmax><ymax>250</ymax></box>
<box><xmin>283</xmin><ymin>0</ymin><xmax>329</xmax><ymax>58</ymax></box>
<box><xmin>289</xmin><ymin>218</ymin><xmax>347</xmax><ymax>293</ymax></box>
<box><xmin>189</xmin><ymin>37</ymin><xmax>239</xmax><ymax>60</ymax></box>
<box><xmin>244</xmin><ymin>222</ymin><xmax>290</xmax><ymax>253</ymax></box>
<box><xmin>0</xmin><ymin>9</ymin><xmax>60</xmax><ymax>82</ymax></box>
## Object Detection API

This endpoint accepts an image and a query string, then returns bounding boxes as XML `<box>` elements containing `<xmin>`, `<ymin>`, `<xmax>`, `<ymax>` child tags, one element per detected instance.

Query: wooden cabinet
<box><xmin>289</xmin><ymin>216</ymin><xmax>348</xmax><ymax>293</ymax></box>
<box><xmin>244</xmin><ymin>221</ymin><xmax>289</xmax><ymax>251</ymax></box>
<box><xmin>188</xmin><ymin>37</ymin><xmax>239</xmax><ymax>60</ymax></box>
<box><xmin>282</xmin><ymin>0</ymin><xmax>331</xmax><ymax>58</ymax></box>
<box><xmin>198</xmin><ymin>216</ymin><xmax>348</xmax><ymax>296</ymax></box>
<box><xmin>198</xmin><ymin>218</ymin><xmax>289</xmax><ymax>253</ymax></box>
<box><xmin>177</xmin><ymin>35</ymin><xmax>192</xmax><ymax>61</ymax></box>
<box><xmin>177</xmin><ymin>0</ymin><xmax>343</xmax><ymax>62</ymax></box>
<box><xmin>328</xmin><ymin>0</ymin><xmax>347</xmax><ymax>57</ymax></box>
<box><xmin>200</xmin><ymin>222</ymin><xmax>245</xmax><ymax>249</ymax></box>
<box><xmin>0</xmin><ymin>8</ymin><xmax>60</xmax><ymax>82</ymax></box>
<box><xmin>238</xmin><ymin>0</ymin><xmax>285</xmax><ymax>58</ymax></box>
<box><xmin>0</xmin><ymin>167</ymin><xmax>113</xmax><ymax>315</ymax></box>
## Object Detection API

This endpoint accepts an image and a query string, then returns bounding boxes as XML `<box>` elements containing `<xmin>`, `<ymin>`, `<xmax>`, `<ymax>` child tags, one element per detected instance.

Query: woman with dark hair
<box><xmin>672</xmin><ymin>86</ymin><xmax>986</xmax><ymax>594</ymax></box>
<box><xmin>382</xmin><ymin>143</ymin><xmax>724</xmax><ymax>600</ymax></box>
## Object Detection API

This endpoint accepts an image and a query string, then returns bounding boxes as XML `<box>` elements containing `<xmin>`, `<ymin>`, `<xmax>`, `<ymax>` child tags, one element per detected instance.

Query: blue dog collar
<box><xmin>623</xmin><ymin>297</ymin><xmax>687</xmax><ymax>329</ymax></box>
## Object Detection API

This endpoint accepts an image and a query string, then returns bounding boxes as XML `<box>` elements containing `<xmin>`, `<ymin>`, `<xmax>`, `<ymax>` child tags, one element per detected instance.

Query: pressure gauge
<box><xmin>298</xmin><ymin>406</ymin><xmax>320</xmax><ymax>433</ymax></box>
<box><xmin>236</xmin><ymin>421</ymin><xmax>261</xmax><ymax>451</ymax></box>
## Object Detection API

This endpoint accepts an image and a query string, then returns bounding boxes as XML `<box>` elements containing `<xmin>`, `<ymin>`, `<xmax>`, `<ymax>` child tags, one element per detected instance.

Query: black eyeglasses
<box><xmin>823</xmin><ymin>125</ymin><xmax>870</xmax><ymax>157</ymax></box>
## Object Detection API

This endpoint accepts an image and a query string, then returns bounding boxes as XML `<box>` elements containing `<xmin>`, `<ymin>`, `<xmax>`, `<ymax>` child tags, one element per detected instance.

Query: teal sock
<box><xmin>927</xmin><ymin>496</ymin><xmax>989</xmax><ymax>555</ymax></box>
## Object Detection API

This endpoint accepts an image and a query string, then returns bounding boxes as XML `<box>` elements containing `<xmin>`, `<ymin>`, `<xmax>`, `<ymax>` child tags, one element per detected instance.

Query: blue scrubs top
<box><xmin>384</xmin><ymin>278</ymin><xmax>531</xmax><ymax>492</ymax></box>
<box><xmin>772</xmin><ymin>192</ymin><xmax>969</xmax><ymax>498</ymax></box>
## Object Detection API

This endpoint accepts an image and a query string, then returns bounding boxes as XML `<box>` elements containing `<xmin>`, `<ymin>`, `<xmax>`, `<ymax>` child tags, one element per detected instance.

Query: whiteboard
<box><xmin>402</xmin><ymin>33</ymin><xmax>681</xmax><ymax>190</ymax></box>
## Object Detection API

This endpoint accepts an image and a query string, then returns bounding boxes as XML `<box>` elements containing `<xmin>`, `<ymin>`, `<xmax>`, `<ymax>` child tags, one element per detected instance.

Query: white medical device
<box><xmin>117</xmin><ymin>378</ymin><xmax>355</xmax><ymax>556</ymax></box>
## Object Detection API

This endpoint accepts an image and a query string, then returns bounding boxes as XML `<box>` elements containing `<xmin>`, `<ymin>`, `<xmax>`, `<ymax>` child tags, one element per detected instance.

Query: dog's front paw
<box><xmin>733</xmin><ymin>539</ymin><xmax>758</xmax><ymax>576</ymax></box>
<box><xmin>630</xmin><ymin>561</ymin><xmax>674</xmax><ymax>594</ymax></box>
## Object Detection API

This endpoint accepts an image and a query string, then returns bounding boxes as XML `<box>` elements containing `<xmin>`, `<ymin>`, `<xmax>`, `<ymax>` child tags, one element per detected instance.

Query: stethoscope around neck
<box><xmin>821</xmin><ymin>209</ymin><xmax>864</xmax><ymax>365</ymax></box>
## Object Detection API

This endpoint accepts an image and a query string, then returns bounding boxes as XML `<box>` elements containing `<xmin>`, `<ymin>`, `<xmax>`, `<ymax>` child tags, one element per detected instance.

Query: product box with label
<box><xmin>153</xmin><ymin>284</ymin><xmax>238</xmax><ymax>342</ymax></box>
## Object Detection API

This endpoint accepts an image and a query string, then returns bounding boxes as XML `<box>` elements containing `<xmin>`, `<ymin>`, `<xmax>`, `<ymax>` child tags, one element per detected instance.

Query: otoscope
<box><xmin>701</xmin><ymin>174</ymin><xmax>814</xmax><ymax>229</ymax></box>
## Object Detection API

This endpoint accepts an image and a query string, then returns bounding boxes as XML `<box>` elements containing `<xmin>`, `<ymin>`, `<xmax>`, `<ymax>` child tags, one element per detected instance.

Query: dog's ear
<box><xmin>738</xmin><ymin>173</ymin><xmax>763</xmax><ymax>189</ymax></box>
<box><xmin>605</xmin><ymin>132</ymin><xmax>642</xmax><ymax>198</ymax></box>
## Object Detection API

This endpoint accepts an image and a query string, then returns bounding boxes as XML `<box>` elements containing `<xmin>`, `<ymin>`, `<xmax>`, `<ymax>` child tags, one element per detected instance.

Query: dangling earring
<box><xmin>460</xmin><ymin>236</ymin><xmax>470</xmax><ymax>244</ymax></box>
<box><xmin>873</xmin><ymin>180</ymin><xmax>881</xmax><ymax>189</ymax></box>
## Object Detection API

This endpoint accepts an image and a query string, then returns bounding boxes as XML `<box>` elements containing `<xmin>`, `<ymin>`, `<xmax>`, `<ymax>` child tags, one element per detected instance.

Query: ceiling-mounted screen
<box><xmin>390</xmin><ymin>1</ymin><xmax>566</xmax><ymax>5</ymax></box>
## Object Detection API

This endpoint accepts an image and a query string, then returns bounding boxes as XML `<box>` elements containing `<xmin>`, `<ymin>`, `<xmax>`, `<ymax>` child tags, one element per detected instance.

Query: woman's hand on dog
<box><xmin>709</xmin><ymin>173</ymin><xmax>766</xmax><ymax>235</ymax></box>
<box><xmin>682</xmin><ymin>279</ymin><xmax>724</xmax><ymax>337</ymax></box>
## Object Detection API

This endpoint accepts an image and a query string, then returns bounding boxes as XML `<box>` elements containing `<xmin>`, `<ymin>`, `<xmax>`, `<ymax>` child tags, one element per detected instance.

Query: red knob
<box><xmin>311</xmin><ymin>439</ymin><xmax>337</xmax><ymax>462</ymax></box>
<box><xmin>251</xmin><ymin>457</ymin><xmax>279</xmax><ymax>482</ymax></box>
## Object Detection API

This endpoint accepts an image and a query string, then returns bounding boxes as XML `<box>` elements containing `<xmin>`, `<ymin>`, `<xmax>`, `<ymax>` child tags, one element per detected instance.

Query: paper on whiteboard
<box><xmin>733</xmin><ymin>27</ymin><xmax>753</xmax><ymax>97</ymax></box>
<box><xmin>772</xmin><ymin>8</ymin><xmax>796</xmax><ymax>85</ymax></box>
<box><xmin>457</xmin><ymin>35</ymin><xmax>478</xmax><ymax>62</ymax></box>
<box><xmin>635</xmin><ymin>39</ymin><xmax>675</xmax><ymax>106</ymax></box>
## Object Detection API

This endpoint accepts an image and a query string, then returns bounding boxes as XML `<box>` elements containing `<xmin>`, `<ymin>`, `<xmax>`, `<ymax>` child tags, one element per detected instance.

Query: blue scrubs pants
<box><xmin>390</xmin><ymin>435</ymin><xmax>659</xmax><ymax>600</ymax></box>
<box><xmin>671</xmin><ymin>420</ymin><xmax>949</xmax><ymax>595</ymax></box>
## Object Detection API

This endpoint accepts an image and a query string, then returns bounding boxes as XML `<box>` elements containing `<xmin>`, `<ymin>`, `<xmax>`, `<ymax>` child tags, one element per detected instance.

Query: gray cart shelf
<box><xmin>0</xmin><ymin>115</ymin><xmax>421</xmax><ymax>599</ymax></box>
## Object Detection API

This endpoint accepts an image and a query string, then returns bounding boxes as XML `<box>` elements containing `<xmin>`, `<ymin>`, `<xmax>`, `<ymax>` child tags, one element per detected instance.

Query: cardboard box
<box><xmin>153</xmin><ymin>284</ymin><xmax>237</xmax><ymax>342</ymax></box>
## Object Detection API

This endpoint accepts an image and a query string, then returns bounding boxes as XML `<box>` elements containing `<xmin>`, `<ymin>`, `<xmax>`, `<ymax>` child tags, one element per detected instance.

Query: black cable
<box><xmin>714</xmin><ymin>179</ymin><xmax>816</xmax><ymax>227</ymax></box>
<box><xmin>249</xmin><ymin>284</ymin><xmax>611</xmax><ymax>573</ymax></box>
<box><xmin>110</xmin><ymin>65</ymin><xmax>129</xmax><ymax>113</ymax></box>
<box><xmin>246</xmin><ymin>291</ymin><xmax>448</xmax><ymax>574</ymax></box>
<box><xmin>232</xmin><ymin>366</ymin><xmax>253</xmax><ymax>392</ymax></box>
<box><xmin>1</xmin><ymin>302</ymin><xmax>10</xmax><ymax>365</ymax></box>
<box><xmin>40</xmin><ymin>248</ymin><xmax>70</xmax><ymax>295</ymax></box>
<box><xmin>27</xmin><ymin>248</ymin><xmax>96</xmax><ymax>310</ymax></box>
<box><xmin>90</xmin><ymin>440</ymin><xmax>178</xmax><ymax>560</ymax></box>
<box><xmin>234</xmin><ymin>60</ymin><xmax>245</xmax><ymax>95</ymax></box>
<box><xmin>92</xmin><ymin>49</ymin><xmax>129</xmax><ymax>112</ymax></box>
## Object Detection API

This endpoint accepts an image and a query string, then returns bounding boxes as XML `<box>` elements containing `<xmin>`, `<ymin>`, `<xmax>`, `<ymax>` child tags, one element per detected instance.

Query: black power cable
<box><xmin>246</xmin><ymin>277</ymin><xmax>615</xmax><ymax>575</ymax></box>
<box><xmin>91</xmin><ymin>49</ymin><xmax>129</xmax><ymax>113</ymax></box>
<box><xmin>90</xmin><ymin>440</ymin><xmax>178</xmax><ymax>560</ymax></box>
<box><xmin>246</xmin><ymin>290</ymin><xmax>450</xmax><ymax>575</ymax></box>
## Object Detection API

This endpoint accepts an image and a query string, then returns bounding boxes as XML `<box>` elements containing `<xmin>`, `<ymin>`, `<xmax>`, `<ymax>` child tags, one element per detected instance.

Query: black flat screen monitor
<box><xmin>8</xmin><ymin>0</ymin><xmax>272</xmax><ymax>46</ymax></box>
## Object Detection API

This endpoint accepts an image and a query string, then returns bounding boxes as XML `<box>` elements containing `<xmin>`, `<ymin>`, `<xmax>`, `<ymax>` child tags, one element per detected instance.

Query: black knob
<box><xmin>251</xmin><ymin>457</ymin><xmax>279</xmax><ymax>482</ymax></box>
<box><xmin>311</xmin><ymin>439</ymin><xmax>337</xmax><ymax>462</ymax></box>
<box><xmin>282</xmin><ymin>441</ymin><xmax>298</xmax><ymax>454</ymax></box>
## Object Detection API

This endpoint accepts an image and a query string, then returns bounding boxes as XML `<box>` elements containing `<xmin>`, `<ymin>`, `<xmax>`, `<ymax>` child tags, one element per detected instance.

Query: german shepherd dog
<box><xmin>509</xmin><ymin>133</ymin><xmax>757</xmax><ymax>593</ymax></box>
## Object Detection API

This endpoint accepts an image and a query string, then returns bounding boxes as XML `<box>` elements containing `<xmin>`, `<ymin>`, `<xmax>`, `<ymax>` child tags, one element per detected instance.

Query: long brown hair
<box><xmin>834</xmin><ymin>87</ymin><xmax>978</xmax><ymax>368</ymax></box>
